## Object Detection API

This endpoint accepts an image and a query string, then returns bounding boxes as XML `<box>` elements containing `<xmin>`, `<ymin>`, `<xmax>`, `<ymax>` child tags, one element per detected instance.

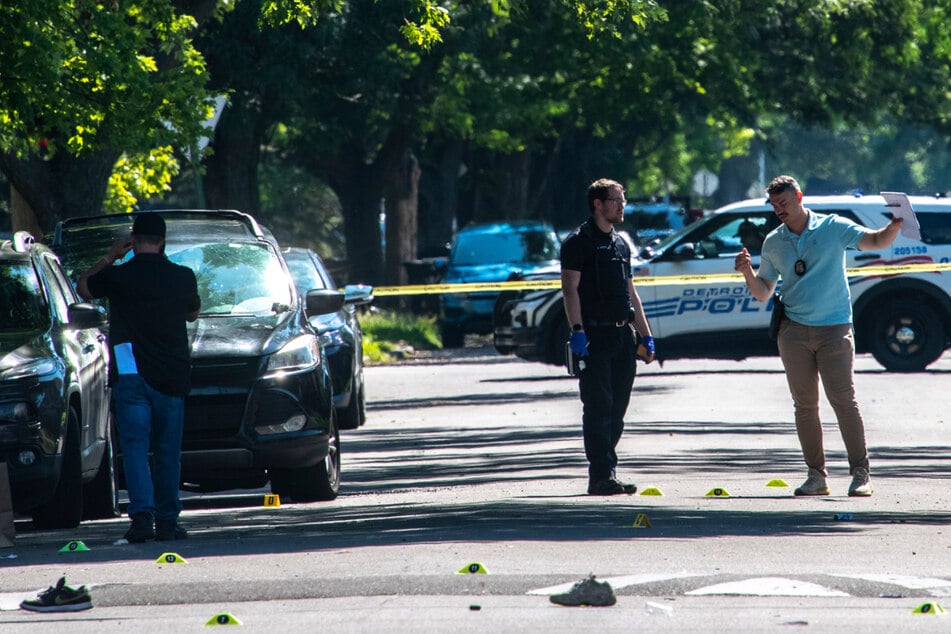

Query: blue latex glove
<box><xmin>569</xmin><ymin>330</ymin><xmax>588</xmax><ymax>356</ymax></box>
<box><xmin>637</xmin><ymin>335</ymin><xmax>655</xmax><ymax>364</ymax></box>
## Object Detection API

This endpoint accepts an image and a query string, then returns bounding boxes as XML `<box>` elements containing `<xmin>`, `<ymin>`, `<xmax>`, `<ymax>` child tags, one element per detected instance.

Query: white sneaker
<box><xmin>794</xmin><ymin>468</ymin><xmax>830</xmax><ymax>496</ymax></box>
<box><xmin>848</xmin><ymin>467</ymin><xmax>873</xmax><ymax>497</ymax></box>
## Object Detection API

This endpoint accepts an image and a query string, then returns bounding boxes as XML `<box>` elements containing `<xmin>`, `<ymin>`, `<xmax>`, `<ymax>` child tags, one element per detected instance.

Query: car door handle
<box><xmin>853</xmin><ymin>253</ymin><xmax>879</xmax><ymax>261</ymax></box>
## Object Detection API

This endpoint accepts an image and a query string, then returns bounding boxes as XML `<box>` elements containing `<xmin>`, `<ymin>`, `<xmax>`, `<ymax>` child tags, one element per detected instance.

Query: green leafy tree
<box><xmin>0</xmin><ymin>0</ymin><xmax>450</xmax><ymax>237</ymax></box>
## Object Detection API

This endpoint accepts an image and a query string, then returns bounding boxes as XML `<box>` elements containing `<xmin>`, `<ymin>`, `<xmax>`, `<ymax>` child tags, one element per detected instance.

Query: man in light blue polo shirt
<box><xmin>734</xmin><ymin>175</ymin><xmax>902</xmax><ymax>497</ymax></box>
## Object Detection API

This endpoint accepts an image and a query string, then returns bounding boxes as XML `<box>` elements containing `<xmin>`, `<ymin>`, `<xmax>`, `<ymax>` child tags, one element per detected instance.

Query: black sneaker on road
<box><xmin>120</xmin><ymin>512</ymin><xmax>155</xmax><ymax>544</ymax></box>
<box><xmin>156</xmin><ymin>519</ymin><xmax>187</xmax><ymax>541</ymax></box>
<box><xmin>587</xmin><ymin>477</ymin><xmax>637</xmax><ymax>496</ymax></box>
<box><xmin>550</xmin><ymin>575</ymin><xmax>617</xmax><ymax>607</ymax></box>
<box><xmin>20</xmin><ymin>576</ymin><xmax>92</xmax><ymax>612</ymax></box>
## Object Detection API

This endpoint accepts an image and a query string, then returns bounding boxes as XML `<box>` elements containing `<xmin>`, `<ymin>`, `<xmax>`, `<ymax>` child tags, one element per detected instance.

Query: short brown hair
<box><xmin>587</xmin><ymin>178</ymin><xmax>623</xmax><ymax>213</ymax></box>
<box><xmin>766</xmin><ymin>175</ymin><xmax>801</xmax><ymax>197</ymax></box>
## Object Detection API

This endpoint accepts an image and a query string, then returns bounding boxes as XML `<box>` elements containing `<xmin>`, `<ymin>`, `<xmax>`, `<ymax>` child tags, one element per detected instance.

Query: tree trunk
<box><xmin>383</xmin><ymin>149</ymin><xmax>420</xmax><ymax>287</ymax></box>
<box><xmin>9</xmin><ymin>186</ymin><xmax>43</xmax><ymax>239</ymax></box>
<box><xmin>0</xmin><ymin>148</ymin><xmax>118</xmax><ymax>238</ymax></box>
<box><xmin>333</xmin><ymin>162</ymin><xmax>385</xmax><ymax>285</ymax></box>
<box><xmin>203</xmin><ymin>101</ymin><xmax>263</xmax><ymax>215</ymax></box>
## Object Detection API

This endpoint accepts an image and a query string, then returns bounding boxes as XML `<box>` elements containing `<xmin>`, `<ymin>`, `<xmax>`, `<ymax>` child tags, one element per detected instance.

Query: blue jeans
<box><xmin>578</xmin><ymin>325</ymin><xmax>637</xmax><ymax>481</ymax></box>
<box><xmin>112</xmin><ymin>374</ymin><xmax>184</xmax><ymax>520</ymax></box>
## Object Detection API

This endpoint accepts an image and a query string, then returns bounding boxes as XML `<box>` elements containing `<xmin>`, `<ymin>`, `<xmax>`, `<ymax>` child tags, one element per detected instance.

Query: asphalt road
<box><xmin>1</xmin><ymin>347</ymin><xmax>950</xmax><ymax>632</ymax></box>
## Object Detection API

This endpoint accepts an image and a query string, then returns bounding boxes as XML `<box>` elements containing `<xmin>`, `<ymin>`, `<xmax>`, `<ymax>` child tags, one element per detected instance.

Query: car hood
<box><xmin>0</xmin><ymin>331</ymin><xmax>59</xmax><ymax>375</ymax></box>
<box><xmin>445</xmin><ymin>261</ymin><xmax>560</xmax><ymax>284</ymax></box>
<box><xmin>187</xmin><ymin>312</ymin><xmax>307</xmax><ymax>359</ymax></box>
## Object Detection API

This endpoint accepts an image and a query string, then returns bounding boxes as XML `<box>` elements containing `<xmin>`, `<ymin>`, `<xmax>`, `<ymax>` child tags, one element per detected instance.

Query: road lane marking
<box><xmin>686</xmin><ymin>577</ymin><xmax>849</xmax><ymax>597</ymax></box>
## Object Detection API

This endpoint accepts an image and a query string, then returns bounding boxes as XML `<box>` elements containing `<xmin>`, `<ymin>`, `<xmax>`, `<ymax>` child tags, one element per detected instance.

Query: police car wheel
<box><xmin>868</xmin><ymin>298</ymin><xmax>944</xmax><ymax>372</ymax></box>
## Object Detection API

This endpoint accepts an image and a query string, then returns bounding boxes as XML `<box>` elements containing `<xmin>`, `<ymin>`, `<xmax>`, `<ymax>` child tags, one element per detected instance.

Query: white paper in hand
<box><xmin>880</xmin><ymin>192</ymin><xmax>922</xmax><ymax>241</ymax></box>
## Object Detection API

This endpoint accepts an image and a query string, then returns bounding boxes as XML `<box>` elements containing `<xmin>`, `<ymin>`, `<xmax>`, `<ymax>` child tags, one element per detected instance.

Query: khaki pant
<box><xmin>777</xmin><ymin>320</ymin><xmax>869</xmax><ymax>475</ymax></box>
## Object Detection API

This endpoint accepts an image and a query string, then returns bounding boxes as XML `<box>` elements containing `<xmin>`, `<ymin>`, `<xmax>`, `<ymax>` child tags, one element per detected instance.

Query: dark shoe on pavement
<box><xmin>155</xmin><ymin>518</ymin><xmax>188</xmax><ymax>541</ymax></box>
<box><xmin>587</xmin><ymin>477</ymin><xmax>637</xmax><ymax>496</ymax></box>
<box><xmin>20</xmin><ymin>576</ymin><xmax>92</xmax><ymax>612</ymax></box>
<box><xmin>550</xmin><ymin>575</ymin><xmax>617</xmax><ymax>607</ymax></box>
<box><xmin>121</xmin><ymin>512</ymin><xmax>155</xmax><ymax>543</ymax></box>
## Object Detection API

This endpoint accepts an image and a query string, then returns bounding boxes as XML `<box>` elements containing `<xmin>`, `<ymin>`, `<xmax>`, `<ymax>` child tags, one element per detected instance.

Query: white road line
<box><xmin>830</xmin><ymin>574</ymin><xmax>951</xmax><ymax>595</ymax></box>
<box><xmin>686</xmin><ymin>577</ymin><xmax>850</xmax><ymax>597</ymax></box>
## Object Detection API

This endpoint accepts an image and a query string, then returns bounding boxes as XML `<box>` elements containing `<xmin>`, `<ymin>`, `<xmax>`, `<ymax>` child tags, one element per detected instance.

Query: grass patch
<box><xmin>359</xmin><ymin>309</ymin><xmax>440</xmax><ymax>363</ymax></box>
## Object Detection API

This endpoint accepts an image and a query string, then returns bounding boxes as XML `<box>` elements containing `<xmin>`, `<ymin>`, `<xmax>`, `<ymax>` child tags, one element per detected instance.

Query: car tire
<box><xmin>83</xmin><ymin>412</ymin><xmax>120</xmax><ymax>520</ymax></box>
<box><xmin>338</xmin><ymin>379</ymin><xmax>365</xmax><ymax>430</ymax></box>
<box><xmin>270</xmin><ymin>411</ymin><xmax>340</xmax><ymax>502</ymax></box>
<box><xmin>441</xmin><ymin>323</ymin><xmax>464</xmax><ymax>348</ymax></box>
<box><xmin>32</xmin><ymin>407</ymin><xmax>83</xmax><ymax>529</ymax></box>
<box><xmin>867</xmin><ymin>298</ymin><xmax>945</xmax><ymax>372</ymax></box>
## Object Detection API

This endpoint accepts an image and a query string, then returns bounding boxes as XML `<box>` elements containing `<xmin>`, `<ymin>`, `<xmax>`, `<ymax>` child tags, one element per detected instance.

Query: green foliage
<box><xmin>360</xmin><ymin>309</ymin><xmax>440</xmax><ymax>363</ymax></box>
<box><xmin>104</xmin><ymin>147</ymin><xmax>181</xmax><ymax>214</ymax></box>
<box><xmin>257</xmin><ymin>146</ymin><xmax>346</xmax><ymax>263</ymax></box>
<box><xmin>0</xmin><ymin>1</ymin><xmax>210</xmax><ymax>160</ymax></box>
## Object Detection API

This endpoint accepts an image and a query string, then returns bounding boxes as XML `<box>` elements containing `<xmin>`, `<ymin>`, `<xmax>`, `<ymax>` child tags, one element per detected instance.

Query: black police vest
<box><xmin>576</xmin><ymin>221</ymin><xmax>631</xmax><ymax>322</ymax></box>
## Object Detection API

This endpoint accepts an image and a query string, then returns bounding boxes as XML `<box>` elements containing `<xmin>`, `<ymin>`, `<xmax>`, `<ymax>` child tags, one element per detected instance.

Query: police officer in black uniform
<box><xmin>561</xmin><ymin>178</ymin><xmax>655</xmax><ymax>496</ymax></box>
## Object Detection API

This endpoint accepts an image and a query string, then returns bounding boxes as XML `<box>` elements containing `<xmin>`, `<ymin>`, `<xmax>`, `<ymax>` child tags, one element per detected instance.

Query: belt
<box><xmin>585</xmin><ymin>319</ymin><xmax>629</xmax><ymax>328</ymax></box>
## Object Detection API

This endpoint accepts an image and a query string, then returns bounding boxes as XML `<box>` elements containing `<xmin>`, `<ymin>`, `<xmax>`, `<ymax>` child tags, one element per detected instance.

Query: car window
<box><xmin>37</xmin><ymin>255</ymin><xmax>71</xmax><ymax>323</ymax></box>
<box><xmin>688</xmin><ymin>213</ymin><xmax>775</xmax><ymax>259</ymax></box>
<box><xmin>0</xmin><ymin>260</ymin><xmax>49</xmax><ymax>331</ymax></box>
<box><xmin>285</xmin><ymin>254</ymin><xmax>329</xmax><ymax>293</ymax></box>
<box><xmin>453</xmin><ymin>230</ymin><xmax>559</xmax><ymax>266</ymax></box>
<box><xmin>169</xmin><ymin>242</ymin><xmax>294</xmax><ymax>316</ymax></box>
<box><xmin>918</xmin><ymin>213</ymin><xmax>951</xmax><ymax>245</ymax></box>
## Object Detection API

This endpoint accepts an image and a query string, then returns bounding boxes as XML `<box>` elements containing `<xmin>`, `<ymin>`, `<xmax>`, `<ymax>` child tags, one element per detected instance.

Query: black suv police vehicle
<box><xmin>1</xmin><ymin>231</ymin><xmax>117</xmax><ymax>528</ymax></box>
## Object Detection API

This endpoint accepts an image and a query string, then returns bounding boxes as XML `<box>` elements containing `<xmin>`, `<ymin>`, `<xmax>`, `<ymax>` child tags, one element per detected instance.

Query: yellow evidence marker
<box><xmin>59</xmin><ymin>540</ymin><xmax>90</xmax><ymax>552</ymax></box>
<box><xmin>155</xmin><ymin>552</ymin><xmax>188</xmax><ymax>564</ymax></box>
<box><xmin>631</xmin><ymin>513</ymin><xmax>652</xmax><ymax>528</ymax></box>
<box><xmin>705</xmin><ymin>487</ymin><xmax>731</xmax><ymax>498</ymax></box>
<box><xmin>456</xmin><ymin>562</ymin><xmax>488</xmax><ymax>574</ymax></box>
<box><xmin>639</xmin><ymin>487</ymin><xmax>663</xmax><ymax>496</ymax></box>
<box><xmin>205</xmin><ymin>613</ymin><xmax>243</xmax><ymax>625</ymax></box>
<box><xmin>263</xmin><ymin>494</ymin><xmax>281</xmax><ymax>507</ymax></box>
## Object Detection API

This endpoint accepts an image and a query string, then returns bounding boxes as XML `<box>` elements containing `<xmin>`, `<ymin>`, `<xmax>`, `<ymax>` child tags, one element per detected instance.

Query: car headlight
<box><xmin>265</xmin><ymin>335</ymin><xmax>320</xmax><ymax>375</ymax></box>
<box><xmin>0</xmin><ymin>358</ymin><xmax>58</xmax><ymax>381</ymax></box>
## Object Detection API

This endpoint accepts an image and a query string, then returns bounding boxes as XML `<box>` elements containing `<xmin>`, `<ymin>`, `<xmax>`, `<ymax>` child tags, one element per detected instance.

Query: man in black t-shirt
<box><xmin>561</xmin><ymin>178</ymin><xmax>655</xmax><ymax>496</ymax></box>
<box><xmin>79</xmin><ymin>214</ymin><xmax>200</xmax><ymax>543</ymax></box>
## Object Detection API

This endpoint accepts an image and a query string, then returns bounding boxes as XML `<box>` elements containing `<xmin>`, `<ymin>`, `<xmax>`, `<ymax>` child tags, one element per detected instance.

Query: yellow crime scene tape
<box><xmin>369</xmin><ymin>261</ymin><xmax>951</xmax><ymax>297</ymax></box>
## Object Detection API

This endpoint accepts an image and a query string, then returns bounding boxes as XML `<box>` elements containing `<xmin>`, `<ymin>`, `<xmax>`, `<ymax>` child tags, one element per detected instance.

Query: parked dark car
<box><xmin>52</xmin><ymin>211</ymin><xmax>346</xmax><ymax>502</ymax></box>
<box><xmin>282</xmin><ymin>247</ymin><xmax>373</xmax><ymax>430</ymax></box>
<box><xmin>1</xmin><ymin>231</ymin><xmax>117</xmax><ymax>528</ymax></box>
<box><xmin>440</xmin><ymin>221</ymin><xmax>561</xmax><ymax>347</ymax></box>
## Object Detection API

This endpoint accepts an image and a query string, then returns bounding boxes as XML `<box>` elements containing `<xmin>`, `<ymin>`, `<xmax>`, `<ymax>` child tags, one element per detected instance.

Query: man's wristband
<box><xmin>572</xmin><ymin>324</ymin><xmax>583</xmax><ymax>332</ymax></box>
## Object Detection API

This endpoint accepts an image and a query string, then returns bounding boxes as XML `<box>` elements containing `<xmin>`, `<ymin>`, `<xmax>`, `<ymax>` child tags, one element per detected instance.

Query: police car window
<box><xmin>917</xmin><ymin>213</ymin><xmax>951</xmax><ymax>245</ymax></box>
<box><xmin>823</xmin><ymin>209</ymin><xmax>863</xmax><ymax>225</ymax></box>
<box><xmin>693</xmin><ymin>214</ymin><xmax>772</xmax><ymax>258</ymax></box>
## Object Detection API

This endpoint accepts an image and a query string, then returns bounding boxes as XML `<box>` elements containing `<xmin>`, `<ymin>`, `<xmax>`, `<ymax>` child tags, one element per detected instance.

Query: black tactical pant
<box><xmin>578</xmin><ymin>324</ymin><xmax>637</xmax><ymax>482</ymax></box>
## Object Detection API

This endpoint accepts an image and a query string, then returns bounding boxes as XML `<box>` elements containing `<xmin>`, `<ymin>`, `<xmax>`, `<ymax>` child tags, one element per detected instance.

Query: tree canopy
<box><xmin>3</xmin><ymin>1</ymin><xmax>951</xmax><ymax>286</ymax></box>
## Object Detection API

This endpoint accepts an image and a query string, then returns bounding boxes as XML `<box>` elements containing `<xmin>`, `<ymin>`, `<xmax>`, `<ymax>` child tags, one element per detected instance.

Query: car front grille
<box><xmin>183</xmin><ymin>391</ymin><xmax>247</xmax><ymax>443</ymax></box>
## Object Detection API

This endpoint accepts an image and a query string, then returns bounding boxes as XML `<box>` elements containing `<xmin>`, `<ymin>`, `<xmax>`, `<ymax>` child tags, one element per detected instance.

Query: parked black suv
<box><xmin>282</xmin><ymin>247</ymin><xmax>373</xmax><ymax>431</ymax></box>
<box><xmin>1</xmin><ymin>232</ymin><xmax>117</xmax><ymax>528</ymax></box>
<box><xmin>53</xmin><ymin>211</ymin><xmax>346</xmax><ymax>501</ymax></box>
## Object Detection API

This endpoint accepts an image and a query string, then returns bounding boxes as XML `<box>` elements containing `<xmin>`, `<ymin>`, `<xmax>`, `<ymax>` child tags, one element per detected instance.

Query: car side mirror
<box><xmin>671</xmin><ymin>243</ymin><xmax>696</xmax><ymax>261</ymax></box>
<box><xmin>67</xmin><ymin>302</ymin><xmax>108</xmax><ymax>329</ymax></box>
<box><xmin>305</xmin><ymin>289</ymin><xmax>345</xmax><ymax>317</ymax></box>
<box><xmin>343</xmin><ymin>284</ymin><xmax>374</xmax><ymax>306</ymax></box>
